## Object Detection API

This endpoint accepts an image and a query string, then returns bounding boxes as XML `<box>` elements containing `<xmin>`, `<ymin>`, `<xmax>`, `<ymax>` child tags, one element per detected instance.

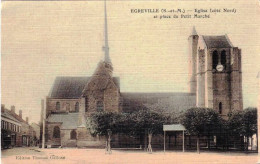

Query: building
<box><xmin>188</xmin><ymin>27</ymin><xmax>243</xmax><ymax>118</ymax></box>
<box><xmin>44</xmin><ymin>2</ymin><xmax>243</xmax><ymax>148</ymax></box>
<box><xmin>1</xmin><ymin>105</ymin><xmax>22</xmax><ymax>149</ymax></box>
<box><xmin>31</xmin><ymin>123</ymin><xmax>40</xmax><ymax>146</ymax></box>
<box><xmin>1</xmin><ymin>104</ymin><xmax>37</xmax><ymax>147</ymax></box>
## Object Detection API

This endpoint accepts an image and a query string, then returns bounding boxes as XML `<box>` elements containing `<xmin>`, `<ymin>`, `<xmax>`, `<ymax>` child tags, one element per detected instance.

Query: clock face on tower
<box><xmin>216</xmin><ymin>64</ymin><xmax>224</xmax><ymax>72</ymax></box>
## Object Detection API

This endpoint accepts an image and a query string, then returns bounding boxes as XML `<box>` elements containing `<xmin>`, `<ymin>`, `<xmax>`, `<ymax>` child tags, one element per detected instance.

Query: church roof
<box><xmin>202</xmin><ymin>35</ymin><xmax>233</xmax><ymax>48</ymax></box>
<box><xmin>46</xmin><ymin>112</ymin><xmax>79</xmax><ymax>130</ymax></box>
<box><xmin>121</xmin><ymin>92</ymin><xmax>196</xmax><ymax>113</ymax></box>
<box><xmin>49</xmin><ymin>76</ymin><xmax>120</xmax><ymax>99</ymax></box>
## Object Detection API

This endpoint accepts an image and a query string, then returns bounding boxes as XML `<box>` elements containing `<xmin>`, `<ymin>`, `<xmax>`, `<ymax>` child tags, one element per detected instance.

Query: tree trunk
<box><xmin>207</xmin><ymin>134</ymin><xmax>210</xmax><ymax>150</ymax></box>
<box><xmin>257</xmin><ymin>133</ymin><xmax>258</xmax><ymax>152</ymax></box>
<box><xmin>251</xmin><ymin>137</ymin><xmax>253</xmax><ymax>151</ymax></box>
<box><xmin>147</xmin><ymin>133</ymin><xmax>152</xmax><ymax>153</ymax></box>
<box><xmin>144</xmin><ymin>130</ymin><xmax>147</xmax><ymax>151</ymax></box>
<box><xmin>174</xmin><ymin>134</ymin><xmax>177</xmax><ymax>147</ymax></box>
<box><xmin>197</xmin><ymin>136</ymin><xmax>200</xmax><ymax>154</ymax></box>
<box><xmin>168</xmin><ymin>135</ymin><xmax>171</xmax><ymax>149</ymax></box>
<box><xmin>246</xmin><ymin>136</ymin><xmax>249</xmax><ymax>151</ymax></box>
<box><xmin>189</xmin><ymin>135</ymin><xmax>191</xmax><ymax>148</ymax></box>
<box><xmin>226</xmin><ymin>134</ymin><xmax>229</xmax><ymax>151</ymax></box>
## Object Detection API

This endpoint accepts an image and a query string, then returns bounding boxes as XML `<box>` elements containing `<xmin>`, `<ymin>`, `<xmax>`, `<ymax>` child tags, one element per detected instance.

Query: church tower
<box><xmin>102</xmin><ymin>0</ymin><xmax>113</xmax><ymax>77</ymax></box>
<box><xmin>188</xmin><ymin>26</ymin><xmax>199</xmax><ymax>94</ymax></box>
<box><xmin>82</xmin><ymin>0</ymin><xmax>120</xmax><ymax>114</ymax></box>
<box><xmin>191</xmin><ymin>27</ymin><xmax>243</xmax><ymax>118</ymax></box>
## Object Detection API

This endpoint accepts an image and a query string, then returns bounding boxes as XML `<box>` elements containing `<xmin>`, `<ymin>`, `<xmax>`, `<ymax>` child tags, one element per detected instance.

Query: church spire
<box><xmin>191</xmin><ymin>26</ymin><xmax>198</xmax><ymax>36</ymax></box>
<box><xmin>103</xmin><ymin>0</ymin><xmax>111</xmax><ymax>64</ymax></box>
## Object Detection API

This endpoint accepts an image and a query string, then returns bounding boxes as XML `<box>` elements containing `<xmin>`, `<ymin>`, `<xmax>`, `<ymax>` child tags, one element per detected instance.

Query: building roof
<box><xmin>3</xmin><ymin>109</ymin><xmax>28</xmax><ymax>125</ymax></box>
<box><xmin>46</xmin><ymin>112</ymin><xmax>79</xmax><ymax>130</ymax></box>
<box><xmin>163</xmin><ymin>124</ymin><xmax>186</xmax><ymax>131</ymax></box>
<box><xmin>202</xmin><ymin>35</ymin><xmax>233</xmax><ymax>48</ymax></box>
<box><xmin>1</xmin><ymin>110</ymin><xmax>21</xmax><ymax>124</ymax></box>
<box><xmin>121</xmin><ymin>92</ymin><xmax>196</xmax><ymax>113</ymax></box>
<box><xmin>49</xmin><ymin>76</ymin><xmax>120</xmax><ymax>99</ymax></box>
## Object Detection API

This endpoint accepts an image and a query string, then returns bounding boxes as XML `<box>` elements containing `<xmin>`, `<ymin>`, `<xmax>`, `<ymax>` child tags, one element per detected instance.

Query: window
<box><xmin>75</xmin><ymin>102</ymin><xmax>79</xmax><ymax>112</ymax></box>
<box><xmin>1</xmin><ymin>121</ymin><xmax>3</xmax><ymax>129</ymax></box>
<box><xmin>96</xmin><ymin>101</ymin><xmax>104</xmax><ymax>112</ymax></box>
<box><xmin>56</xmin><ymin>102</ymin><xmax>60</xmax><ymax>110</ymax></box>
<box><xmin>221</xmin><ymin>50</ymin><xmax>226</xmax><ymax>69</ymax></box>
<box><xmin>70</xmin><ymin>130</ymin><xmax>77</xmax><ymax>139</ymax></box>
<box><xmin>219</xmin><ymin>102</ymin><xmax>222</xmax><ymax>114</ymax></box>
<box><xmin>53</xmin><ymin>126</ymin><xmax>60</xmax><ymax>138</ymax></box>
<box><xmin>85</xmin><ymin>97</ymin><xmax>88</xmax><ymax>112</ymax></box>
<box><xmin>212</xmin><ymin>50</ymin><xmax>218</xmax><ymax>70</ymax></box>
<box><xmin>66</xmin><ymin>103</ymin><xmax>70</xmax><ymax>112</ymax></box>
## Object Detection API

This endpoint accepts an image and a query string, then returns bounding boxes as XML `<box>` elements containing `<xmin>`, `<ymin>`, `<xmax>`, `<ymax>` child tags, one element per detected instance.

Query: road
<box><xmin>1</xmin><ymin>147</ymin><xmax>258</xmax><ymax>164</ymax></box>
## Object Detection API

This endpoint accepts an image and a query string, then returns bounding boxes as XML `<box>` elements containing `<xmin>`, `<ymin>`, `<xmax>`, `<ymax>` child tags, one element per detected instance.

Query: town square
<box><xmin>1</xmin><ymin>0</ymin><xmax>260</xmax><ymax>163</ymax></box>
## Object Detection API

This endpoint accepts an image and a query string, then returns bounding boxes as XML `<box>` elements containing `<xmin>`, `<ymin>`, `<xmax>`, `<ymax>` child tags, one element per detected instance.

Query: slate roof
<box><xmin>202</xmin><ymin>35</ymin><xmax>233</xmax><ymax>48</ymax></box>
<box><xmin>49</xmin><ymin>76</ymin><xmax>120</xmax><ymax>99</ymax></box>
<box><xmin>2</xmin><ymin>109</ymin><xmax>28</xmax><ymax>125</ymax></box>
<box><xmin>121</xmin><ymin>92</ymin><xmax>196</xmax><ymax>113</ymax></box>
<box><xmin>46</xmin><ymin>112</ymin><xmax>79</xmax><ymax>130</ymax></box>
<box><xmin>1</xmin><ymin>110</ymin><xmax>21</xmax><ymax>124</ymax></box>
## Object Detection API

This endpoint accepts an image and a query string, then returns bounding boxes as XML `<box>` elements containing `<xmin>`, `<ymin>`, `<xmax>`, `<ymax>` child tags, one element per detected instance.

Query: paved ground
<box><xmin>1</xmin><ymin>147</ymin><xmax>258</xmax><ymax>164</ymax></box>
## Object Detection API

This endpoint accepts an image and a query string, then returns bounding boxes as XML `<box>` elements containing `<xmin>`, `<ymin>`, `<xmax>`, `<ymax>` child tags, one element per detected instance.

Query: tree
<box><xmin>86</xmin><ymin>112</ymin><xmax>120</xmax><ymax>136</ymax></box>
<box><xmin>87</xmin><ymin>110</ymin><xmax>175</xmax><ymax>152</ymax></box>
<box><xmin>181</xmin><ymin>107</ymin><xmax>221</xmax><ymax>153</ymax></box>
<box><xmin>129</xmin><ymin>109</ymin><xmax>173</xmax><ymax>152</ymax></box>
<box><xmin>227</xmin><ymin>108</ymin><xmax>257</xmax><ymax>151</ymax></box>
<box><xmin>242</xmin><ymin>108</ymin><xmax>257</xmax><ymax>151</ymax></box>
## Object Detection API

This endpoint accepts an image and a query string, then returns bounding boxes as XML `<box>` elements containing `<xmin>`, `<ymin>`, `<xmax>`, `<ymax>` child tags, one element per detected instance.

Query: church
<box><xmin>43</xmin><ymin>2</ymin><xmax>243</xmax><ymax>148</ymax></box>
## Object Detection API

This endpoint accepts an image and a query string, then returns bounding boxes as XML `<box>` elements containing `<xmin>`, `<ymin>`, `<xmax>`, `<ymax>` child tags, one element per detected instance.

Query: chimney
<box><xmin>19</xmin><ymin>110</ymin><xmax>22</xmax><ymax>118</ymax></box>
<box><xmin>1</xmin><ymin>104</ymin><xmax>5</xmax><ymax>113</ymax></box>
<box><xmin>11</xmin><ymin>105</ymin><xmax>15</xmax><ymax>113</ymax></box>
<box><xmin>26</xmin><ymin>117</ymin><xmax>29</xmax><ymax>123</ymax></box>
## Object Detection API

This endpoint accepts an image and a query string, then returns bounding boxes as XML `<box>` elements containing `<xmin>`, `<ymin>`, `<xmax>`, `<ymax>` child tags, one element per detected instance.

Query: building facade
<box><xmin>1</xmin><ymin>105</ymin><xmax>22</xmax><ymax>149</ymax></box>
<box><xmin>1</xmin><ymin>104</ymin><xmax>38</xmax><ymax>148</ymax></box>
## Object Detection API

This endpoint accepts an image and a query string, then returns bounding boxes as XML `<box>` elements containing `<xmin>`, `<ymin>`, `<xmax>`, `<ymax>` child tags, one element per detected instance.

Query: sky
<box><xmin>1</xmin><ymin>0</ymin><xmax>260</xmax><ymax>124</ymax></box>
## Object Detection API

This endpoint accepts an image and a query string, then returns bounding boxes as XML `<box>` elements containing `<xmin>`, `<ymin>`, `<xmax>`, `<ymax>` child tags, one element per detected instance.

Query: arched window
<box><xmin>70</xmin><ymin>130</ymin><xmax>77</xmax><ymax>140</ymax></box>
<box><xmin>66</xmin><ymin>103</ymin><xmax>70</xmax><ymax>112</ymax></box>
<box><xmin>56</xmin><ymin>102</ymin><xmax>60</xmax><ymax>110</ymax></box>
<box><xmin>212</xmin><ymin>50</ymin><xmax>218</xmax><ymax>70</ymax></box>
<box><xmin>219</xmin><ymin>102</ymin><xmax>222</xmax><ymax>114</ymax></box>
<box><xmin>53</xmin><ymin>126</ymin><xmax>60</xmax><ymax>138</ymax></box>
<box><xmin>75</xmin><ymin>102</ymin><xmax>79</xmax><ymax>112</ymax></box>
<box><xmin>85</xmin><ymin>97</ymin><xmax>88</xmax><ymax>112</ymax></box>
<box><xmin>97</xmin><ymin>101</ymin><xmax>104</xmax><ymax>112</ymax></box>
<box><xmin>221</xmin><ymin>50</ymin><xmax>226</xmax><ymax>69</ymax></box>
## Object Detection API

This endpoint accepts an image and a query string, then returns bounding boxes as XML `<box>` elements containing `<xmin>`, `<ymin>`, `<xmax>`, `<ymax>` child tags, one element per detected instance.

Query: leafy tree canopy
<box><xmin>86</xmin><ymin>109</ymin><xmax>175</xmax><ymax>137</ymax></box>
<box><xmin>180</xmin><ymin>107</ymin><xmax>221</xmax><ymax>136</ymax></box>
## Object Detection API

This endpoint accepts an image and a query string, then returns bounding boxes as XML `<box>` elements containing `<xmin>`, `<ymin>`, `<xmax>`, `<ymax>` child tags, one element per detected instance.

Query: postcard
<box><xmin>1</xmin><ymin>0</ymin><xmax>260</xmax><ymax>163</ymax></box>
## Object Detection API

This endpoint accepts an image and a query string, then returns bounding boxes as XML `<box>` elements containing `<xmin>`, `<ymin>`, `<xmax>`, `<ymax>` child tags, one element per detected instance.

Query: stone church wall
<box><xmin>46</xmin><ymin>123</ymin><xmax>61</xmax><ymax>146</ymax></box>
<box><xmin>60</xmin><ymin>129</ymin><xmax>77</xmax><ymax>147</ymax></box>
<box><xmin>46</xmin><ymin>98</ymin><xmax>80</xmax><ymax>115</ymax></box>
